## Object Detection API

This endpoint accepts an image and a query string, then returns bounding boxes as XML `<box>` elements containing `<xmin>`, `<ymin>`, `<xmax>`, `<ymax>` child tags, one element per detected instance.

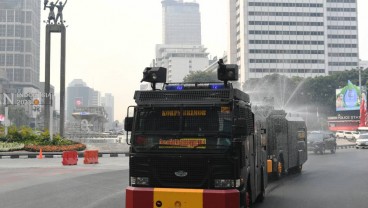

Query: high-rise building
<box><xmin>0</xmin><ymin>0</ymin><xmax>41</xmax><ymax>90</ymax></box>
<box><xmin>101</xmin><ymin>93</ymin><xmax>114</xmax><ymax>130</ymax></box>
<box><xmin>154</xmin><ymin>0</ymin><xmax>209</xmax><ymax>82</ymax></box>
<box><xmin>162</xmin><ymin>0</ymin><xmax>201</xmax><ymax>45</ymax></box>
<box><xmin>228</xmin><ymin>0</ymin><xmax>359</xmax><ymax>84</ymax></box>
<box><xmin>66</xmin><ymin>79</ymin><xmax>94</xmax><ymax>122</ymax></box>
<box><xmin>91</xmin><ymin>90</ymin><xmax>101</xmax><ymax>107</ymax></box>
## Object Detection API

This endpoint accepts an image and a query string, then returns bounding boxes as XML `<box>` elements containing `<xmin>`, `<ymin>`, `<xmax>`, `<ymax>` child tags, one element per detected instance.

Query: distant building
<box><xmin>91</xmin><ymin>90</ymin><xmax>101</xmax><ymax>107</ymax></box>
<box><xmin>66</xmin><ymin>79</ymin><xmax>94</xmax><ymax>122</ymax></box>
<box><xmin>101</xmin><ymin>93</ymin><xmax>114</xmax><ymax>130</ymax></box>
<box><xmin>154</xmin><ymin>0</ymin><xmax>209</xmax><ymax>82</ymax></box>
<box><xmin>155</xmin><ymin>44</ymin><xmax>209</xmax><ymax>82</ymax></box>
<box><xmin>0</xmin><ymin>0</ymin><xmax>41</xmax><ymax>91</ymax></box>
<box><xmin>161</xmin><ymin>0</ymin><xmax>201</xmax><ymax>45</ymax></box>
<box><xmin>228</xmin><ymin>0</ymin><xmax>359</xmax><ymax>83</ymax></box>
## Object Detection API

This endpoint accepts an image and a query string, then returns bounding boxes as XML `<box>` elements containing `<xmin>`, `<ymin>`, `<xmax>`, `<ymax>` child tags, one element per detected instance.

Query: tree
<box><xmin>0</xmin><ymin>106</ymin><xmax>30</xmax><ymax>127</ymax></box>
<box><xmin>183</xmin><ymin>70</ymin><xmax>218</xmax><ymax>82</ymax></box>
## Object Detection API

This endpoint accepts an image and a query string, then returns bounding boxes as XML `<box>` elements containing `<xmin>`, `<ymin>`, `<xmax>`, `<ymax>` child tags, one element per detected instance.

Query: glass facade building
<box><xmin>0</xmin><ymin>0</ymin><xmax>41</xmax><ymax>90</ymax></box>
<box><xmin>161</xmin><ymin>0</ymin><xmax>201</xmax><ymax>45</ymax></box>
<box><xmin>155</xmin><ymin>0</ymin><xmax>209</xmax><ymax>82</ymax></box>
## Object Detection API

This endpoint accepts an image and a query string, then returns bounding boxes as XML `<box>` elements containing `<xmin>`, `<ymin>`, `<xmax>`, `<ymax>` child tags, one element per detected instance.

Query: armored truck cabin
<box><xmin>125</xmin><ymin>60</ymin><xmax>267</xmax><ymax>208</ymax></box>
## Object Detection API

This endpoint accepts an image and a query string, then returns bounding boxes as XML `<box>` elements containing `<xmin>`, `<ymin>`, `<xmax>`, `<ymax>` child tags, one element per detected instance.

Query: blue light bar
<box><xmin>209</xmin><ymin>84</ymin><xmax>225</xmax><ymax>89</ymax></box>
<box><xmin>165</xmin><ymin>83</ymin><xmax>225</xmax><ymax>90</ymax></box>
<box><xmin>166</xmin><ymin>85</ymin><xmax>184</xmax><ymax>90</ymax></box>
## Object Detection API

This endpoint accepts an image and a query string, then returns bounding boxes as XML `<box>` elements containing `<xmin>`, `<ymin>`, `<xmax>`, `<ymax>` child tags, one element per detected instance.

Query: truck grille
<box><xmin>130</xmin><ymin>155</ymin><xmax>235</xmax><ymax>189</ymax></box>
<box><xmin>151</xmin><ymin>157</ymin><xmax>208</xmax><ymax>188</ymax></box>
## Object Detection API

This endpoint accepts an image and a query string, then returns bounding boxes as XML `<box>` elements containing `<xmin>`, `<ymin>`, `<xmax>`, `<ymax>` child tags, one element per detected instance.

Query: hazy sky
<box><xmin>40</xmin><ymin>0</ymin><xmax>368</xmax><ymax>121</ymax></box>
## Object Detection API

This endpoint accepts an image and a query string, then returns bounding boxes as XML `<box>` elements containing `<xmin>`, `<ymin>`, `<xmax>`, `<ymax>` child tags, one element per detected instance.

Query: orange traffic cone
<box><xmin>37</xmin><ymin>148</ymin><xmax>43</xmax><ymax>159</ymax></box>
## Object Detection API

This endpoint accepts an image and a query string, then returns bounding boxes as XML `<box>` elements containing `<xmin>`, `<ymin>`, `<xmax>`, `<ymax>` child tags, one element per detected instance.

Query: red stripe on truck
<box><xmin>203</xmin><ymin>189</ymin><xmax>240</xmax><ymax>208</ymax></box>
<box><xmin>126</xmin><ymin>187</ymin><xmax>153</xmax><ymax>208</ymax></box>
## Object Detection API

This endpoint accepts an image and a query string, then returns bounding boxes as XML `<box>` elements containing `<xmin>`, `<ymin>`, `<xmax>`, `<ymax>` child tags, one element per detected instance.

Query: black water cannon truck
<box><xmin>253</xmin><ymin>104</ymin><xmax>308</xmax><ymax>179</ymax></box>
<box><xmin>124</xmin><ymin>60</ymin><xmax>267</xmax><ymax>208</ymax></box>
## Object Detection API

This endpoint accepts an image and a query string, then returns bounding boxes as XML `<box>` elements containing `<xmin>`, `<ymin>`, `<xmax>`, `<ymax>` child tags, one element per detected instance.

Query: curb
<box><xmin>0</xmin><ymin>151</ymin><xmax>129</xmax><ymax>159</ymax></box>
<box><xmin>336</xmin><ymin>144</ymin><xmax>356</xmax><ymax>149</ymax></box>
<box><xmin>0</xmin><ymin>145</ymin><xmax>357</xmax><ymax>159</ymax></box>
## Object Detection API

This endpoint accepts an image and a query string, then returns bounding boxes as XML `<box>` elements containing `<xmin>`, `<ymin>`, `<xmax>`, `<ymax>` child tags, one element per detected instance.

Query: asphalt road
<box><xmin>0</xmin><ymin>149</ymin><xmax>367</xmax><ymax>208</ymax></box>
<box><xmin>0</xmin><ymin>157</ymin><xmax>129</xmax><ymax>208</ymax></box>
<box><xmin>254</xmin><ymin>148</ymin><xmax>368</xmax><ymax>208</ymax></box>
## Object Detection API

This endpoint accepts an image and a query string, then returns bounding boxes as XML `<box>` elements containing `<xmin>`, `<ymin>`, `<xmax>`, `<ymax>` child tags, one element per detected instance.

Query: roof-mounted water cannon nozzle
<box><xmin>141</xmin><ymin>67</ymin><xmax>167</xmax><ymax>90</ymax></box>
<box><xmin>217</xmin><ymin>59</ymin><xmax>238</xmax><ymax>87</ymax></box>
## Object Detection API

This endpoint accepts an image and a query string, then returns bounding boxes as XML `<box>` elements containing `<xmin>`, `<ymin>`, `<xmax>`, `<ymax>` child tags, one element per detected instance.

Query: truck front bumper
<box><xmin>126</xmin><ymin>186</ymin><xmax>240</xmax><ymax>208</ymax></box>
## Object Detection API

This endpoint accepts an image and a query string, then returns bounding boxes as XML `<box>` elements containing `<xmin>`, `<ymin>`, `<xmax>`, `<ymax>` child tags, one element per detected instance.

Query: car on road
<box><xmin>356</xmin><ymin>134</ymin><xmax>368</xmax><ymax>149</ymax></box>
<box><xmin>308</xmin><ymin>132</ymin><xmax>337</xmax><ymax>154</ymax></box>
<box><xmin>335</xmin><ymin>130</ymin><xmax>345</xmax><ymax>139</ymax></box>
<box><xmin>351</xmin><ymin>131</ymin><xmax>360</xmax><ymax>141</ymax></box>
<box><xmin>335</xmin><ymin>130</ymin><xmax>357</xmax><ymax>141</ymax></box>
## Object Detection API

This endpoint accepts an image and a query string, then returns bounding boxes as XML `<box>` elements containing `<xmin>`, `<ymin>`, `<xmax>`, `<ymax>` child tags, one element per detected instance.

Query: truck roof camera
<box><xmin>141</xmin><ymin>67</ymin><xmax>167</xmax><ymax>90</ymax></box>
<box><xmin>217</xmin><ymin>59</ymin><xmax>238</xmax><ymax>87</ymax></box>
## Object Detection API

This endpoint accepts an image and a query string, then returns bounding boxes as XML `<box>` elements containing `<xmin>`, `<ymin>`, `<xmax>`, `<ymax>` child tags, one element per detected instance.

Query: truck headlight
<box><xmin>214</xmin><ymin>179</ymin><xmax>236</xmax><ymax>188</ymax></box>
<box><xmin>131</xmin><ymin>177</ymin><xmax>149</xmax><ymax>186</ymax></box>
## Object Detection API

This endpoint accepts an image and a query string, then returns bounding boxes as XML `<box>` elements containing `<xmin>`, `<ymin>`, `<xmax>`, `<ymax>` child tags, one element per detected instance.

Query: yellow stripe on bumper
<box><xmin>154</xmin><ymin>188</ymin><xmax>203</xmax><ymax>208</ymax></box>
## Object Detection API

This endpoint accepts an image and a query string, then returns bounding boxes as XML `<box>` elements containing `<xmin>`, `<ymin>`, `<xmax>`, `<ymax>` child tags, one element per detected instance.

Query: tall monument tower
<box><xmin>43</xmin><ymin>0</ymin><xmax>68</xmax><ymax>136</ymax></box>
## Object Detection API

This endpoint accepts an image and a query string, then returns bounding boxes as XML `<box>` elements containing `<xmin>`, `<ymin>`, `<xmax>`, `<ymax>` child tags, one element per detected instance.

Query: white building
<box><xmin>153</xmin><ymin>0</ymin><xmax>210</xmax><ymax>83</ymax></box>
<box><xmin>155</xmin><ymin>44</ymin><xmax>209</xmax><ymax>82</ymax></box>
<box><xmin>228</xmin><ymin>0</ymin><xmax>359</xmax><ymax>84</ymax></box>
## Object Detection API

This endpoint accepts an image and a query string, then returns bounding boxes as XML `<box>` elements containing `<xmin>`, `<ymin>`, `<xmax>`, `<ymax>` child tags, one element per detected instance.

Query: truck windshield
<box><xmin>132</xmin><ymin>106</ymin><xmax>234</xmax><ymax>153</ymax></box>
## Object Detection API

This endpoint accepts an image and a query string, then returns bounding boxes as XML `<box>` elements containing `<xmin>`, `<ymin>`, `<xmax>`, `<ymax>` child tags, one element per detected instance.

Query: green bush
<box><xmin>0</xmin><ymin>126</ymin><xmax>83</xmax><ymax>152</ymax></box>
<box><xmin>24</xmin><ymin>143</ymin><xmax>86</xmax><ymax>152</ymax></box>
<box><xmin>0</xmin><ymin>142</ymin><xmax>25</xmax><ymax>152</ymax></box>
<box><xmin>7</xmin><ymin>125</ymin><xmax>22</xmax><ymax>142</ymax></box>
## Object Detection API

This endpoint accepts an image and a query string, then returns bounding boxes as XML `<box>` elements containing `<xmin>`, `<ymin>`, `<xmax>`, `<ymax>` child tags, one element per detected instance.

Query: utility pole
<box><xmin>359</xmin><ymin>67</ymin><xmax>361</xmax><ymax>90</ymax></box>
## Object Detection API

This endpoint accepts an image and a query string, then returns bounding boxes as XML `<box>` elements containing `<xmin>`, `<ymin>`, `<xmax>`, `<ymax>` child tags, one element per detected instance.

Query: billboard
<box><xmin>336</xmin><ymin>80</ymin><xmax>366</xmax><ymax>111</ymax></box>
<box><xmin>75</xmin><ymin>97</ymin><xmax>83</xmax><ymax>107</ymax></box>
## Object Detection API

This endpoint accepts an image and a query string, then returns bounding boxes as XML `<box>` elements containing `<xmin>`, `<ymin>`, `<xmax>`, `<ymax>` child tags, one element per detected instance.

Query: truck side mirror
<box><xmin>233</xmin><ymin>118</ymin><xmax>247</xmax><ymax>137</ymax></box>
<box><xmin>124</xmin><ymin>117</ymin><xmax>133</xmax><ymax>131</ymax></box>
